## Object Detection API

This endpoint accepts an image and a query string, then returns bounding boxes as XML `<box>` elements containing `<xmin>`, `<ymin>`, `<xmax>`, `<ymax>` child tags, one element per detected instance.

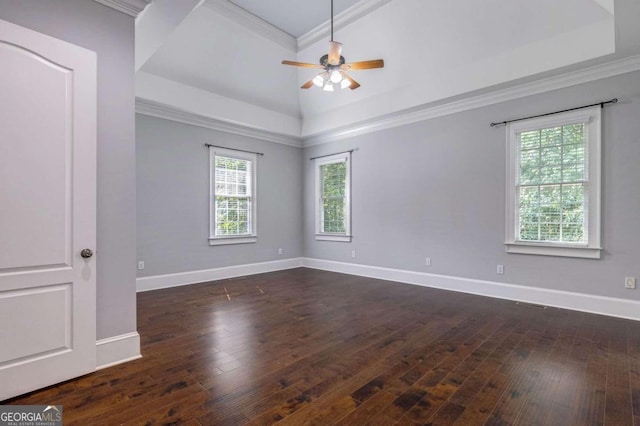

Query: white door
<box><xmin>0</xmin><ymin>19</ymin><xmax>96</xmax><ymax>400</ymax></box>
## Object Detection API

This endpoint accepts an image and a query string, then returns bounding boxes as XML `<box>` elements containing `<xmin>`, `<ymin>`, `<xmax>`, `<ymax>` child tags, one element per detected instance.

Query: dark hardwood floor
<box><xmin>5</xmin><ymin>268</ymin><xmax>640</xmax><ymax>425</ymax></box>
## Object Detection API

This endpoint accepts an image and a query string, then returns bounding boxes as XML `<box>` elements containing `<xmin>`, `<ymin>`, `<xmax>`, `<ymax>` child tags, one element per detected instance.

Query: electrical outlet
<box><xmin>351</xmin><ymin>250</ymin><xmax>356</xmax><ymax>258</ymax></box>
<box><xmin>278</xmin><ymin>248</ymin><xmax>283</xmax><ymax>255</ymax></box>
<box><xmin>137</xmin><ymin>261</ymin><xmax>144</xmax><ymax>270</ymax></box>
<box><xmin>497</xmin><ymin>264</ymin><xmax>504</xmax><ymax>275</ymax></box>
<box><xmin>625</xmin><ymin>277</ymin><xmax>636</xmax><ymax>289</ymax></box>
<box><xmin>425</xmin><ymin>257</ymin><xmax>431</xmax><ymax>266</ymax></box>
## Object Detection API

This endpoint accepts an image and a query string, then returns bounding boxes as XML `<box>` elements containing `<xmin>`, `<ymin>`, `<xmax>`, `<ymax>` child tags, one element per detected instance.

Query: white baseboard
<box><xmin>136</xmin><ymin>257</ymin><xmax>304</xmax><ymax>292</ymax></box>
<box><xmin>96</xmin><ymin>332</ymin><xmax>142</xmax><ymax>370</ymax></box>
<box><xmin>302</xmin><ymin>258</ymin><xmax>640</xmax><ymax>321</ymax></box>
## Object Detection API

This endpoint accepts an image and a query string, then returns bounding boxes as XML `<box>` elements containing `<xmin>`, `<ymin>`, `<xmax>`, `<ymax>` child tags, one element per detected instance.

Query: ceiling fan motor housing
<box><xmin>320</xmin><ymin>54</ymin><xmax>345</xmax><ymax>67</ymax></box>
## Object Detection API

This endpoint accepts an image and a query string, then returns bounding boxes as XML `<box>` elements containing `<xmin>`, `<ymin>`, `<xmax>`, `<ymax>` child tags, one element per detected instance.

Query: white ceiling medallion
<box><xmin>93</xmin><ymin>0</ymin><xmax>151</xmax><ymax>17</ymax></box>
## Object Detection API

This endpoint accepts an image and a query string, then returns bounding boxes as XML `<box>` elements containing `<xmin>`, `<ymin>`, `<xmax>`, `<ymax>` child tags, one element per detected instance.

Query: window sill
<box><xmin>209</xmin><ymin>236</ymin><xmax>257</xmax><ymax>246</ymax></box>
<box><xmin>315</xmin><ymin>234</ymin><xmax>352</xmax><ymax>242</ymax></box>
<box><xmin>505</xmin><ymin>242</ymin><xmax>601</xmax><ymax>259</ymax></box>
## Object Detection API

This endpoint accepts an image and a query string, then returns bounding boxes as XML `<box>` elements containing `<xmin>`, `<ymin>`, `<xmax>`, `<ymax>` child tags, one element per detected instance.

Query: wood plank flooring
<box><xmin>4</xmin><ymin>268</ymin><xmax>640</xmax><ymax>425</ymax></box>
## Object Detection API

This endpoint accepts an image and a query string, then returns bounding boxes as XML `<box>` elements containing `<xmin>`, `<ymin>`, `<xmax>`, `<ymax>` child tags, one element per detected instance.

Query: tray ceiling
<box><xmin>228</xmin><ymin>0</ymin><xmax>362</xmax><ymax>37</ymax></box>
<box><xmin>135</xmin><ymin>0</ymin><xmax>639</xmax><ymax>141</ymax></box>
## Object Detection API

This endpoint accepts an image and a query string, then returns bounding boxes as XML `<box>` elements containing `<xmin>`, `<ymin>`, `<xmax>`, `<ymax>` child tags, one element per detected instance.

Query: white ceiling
<box><xmin>140</xmin><ymin>4</ymin><xmax>301</xmax><ymax>117</ymax></box>
<box><xmin>135</xmin><ymin>0</ymin><xmax>640</xmax><ymax>141</ymax></box>
<box><xmin>228</xmin><ymin>0</ymin><xmax>362</xmax><ymax>37</ymax></box>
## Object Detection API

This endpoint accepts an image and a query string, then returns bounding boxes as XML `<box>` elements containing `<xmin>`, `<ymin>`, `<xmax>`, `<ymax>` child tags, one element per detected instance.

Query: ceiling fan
<box><xmin>281</xmin><ymin>0</ymin><xmax>384</xmax><ymax>91</ymax></box>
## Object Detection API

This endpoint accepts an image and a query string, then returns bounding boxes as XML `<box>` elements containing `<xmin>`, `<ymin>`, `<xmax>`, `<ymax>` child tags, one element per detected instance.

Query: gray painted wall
<box><xmin>136</xmin><ymin>115</ymin><xmax>303</xmax><ymax>277</ymax></box>
<box><xmin>304</xmin><ymin>70</ymin><xmax>640</xmax><ymax>301</ymax></box>
<box><xmin>0</xmin><ymin>0</ymin><xmax>137</xmax><ymax>340</ymax></box>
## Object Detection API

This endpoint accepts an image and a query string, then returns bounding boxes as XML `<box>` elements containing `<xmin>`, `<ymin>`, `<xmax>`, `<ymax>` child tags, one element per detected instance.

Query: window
<box><xmin>505</xmin><ymin>106</ymin><xmax>601</xmax><ymax>258</ymax></box>
<box><xmin>315</xmin><ymin>152</ymin><xmax>351</xmax><ymax>242</ymax></box>
<box><xmin>209</xmin><ymin>148</ymin><xmax>257</xmax><ymax>245</ymax></box>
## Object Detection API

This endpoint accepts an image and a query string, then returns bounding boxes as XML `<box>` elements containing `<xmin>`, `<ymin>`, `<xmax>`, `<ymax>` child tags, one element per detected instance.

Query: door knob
<box><xmin>80</xmin><ymin>248</ymin><xmax>93</xmax><ymax>259</ymax></box>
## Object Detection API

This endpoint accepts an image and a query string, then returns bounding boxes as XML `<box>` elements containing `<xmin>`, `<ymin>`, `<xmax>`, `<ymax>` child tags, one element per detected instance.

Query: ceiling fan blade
<box><xmin>342</xmin><ymin>59</ymin><xmax>385</xmax><ymax>70</ymax></box>
<box><xmin>328</xmin><ymin>41</ymin><xmax>343</xmax><ymax>66</ymax></box>
<box><xmin>301</xmin><ymin>79</ymin><xmax>315</xmax><ymax>89</ymax></box>
<box><xmin>341</xmin><ymin>72</ymin><xmax>361</xmax><ymax>90</ymax></box>
<box><xmin>282</xmin><ymin>60</ymin><xmax>324</xmax><ymax>69</ymax></box>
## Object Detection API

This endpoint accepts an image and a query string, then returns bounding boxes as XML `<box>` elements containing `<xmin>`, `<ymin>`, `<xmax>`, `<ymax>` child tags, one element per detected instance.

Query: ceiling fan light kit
<box><xmin>313</xmin><ymin>72</ymin><xmax>328</xmax><ymax>87</ymax></box>
<box><xmin>282</xmin><ymin>0</ymin><xmax>384</xmax><ymax>91</ymax></box>
<box><xmin>330</xmin><ymin>70</ymin><xmax>343</xmax><ymax>83</ymax></box>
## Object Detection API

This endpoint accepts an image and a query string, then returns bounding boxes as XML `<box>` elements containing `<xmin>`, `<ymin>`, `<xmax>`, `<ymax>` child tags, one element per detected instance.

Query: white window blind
<box><xmin>517</xmin><ymin>123</ymin><xmax>587</xmax><ymax>243</ymax></box>
<box><xmin>505</xmin><ymin>107</ymin><xmax>601</xmax><ymax>258</ymax></box>
<box><xmin>320</xmin><ymin>161</ymin><xmax>347</xmax><ymax>233</ymax></box>
<box><xmin>209</xmin><ymin>148</ymin><xmax>257</xmax><ymax>245</ymax></box>
<box><xmin>215</xmin><ymin>155</ymin><xmax>252</xmax><ymax>235</ymax></box>
<box><xmin>314</xmin><ymin>152</ymin><xmax>351</xmax><ymax>242</ymax></box>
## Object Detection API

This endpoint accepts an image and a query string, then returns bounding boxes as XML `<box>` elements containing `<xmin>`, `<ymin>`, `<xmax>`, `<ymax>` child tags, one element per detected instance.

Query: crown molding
<box><xmin>303</xmin><ymin>54</ymin><xmax>640</xmax><ymax>146</ymax></box>
<box><xmin>593</xmin><ymin>0</ymin><xmax>614</xmax><ymax>15</ymax></box>
<box><xmin>136</xmin><ymin>53</ymin><xmax>640</xmax><ymax>149</ymax></box>
<box><xmin>93</xmin><ymin>0</ymin><xmax>150</xmax><ymax>17</ymax></box>
<box><xmin>202</xmin><ymin>0</ymin><xmax>297</xmax><ymax>52</ymax></box>
<box><xmin>136</xmin><ymin>98</ymin><xmax>303</xmax><ymax>147</ymax></box>
<box><xmin>297</xmin><ymin>0</ymin><xmax>393</xmax><ymax>51</ymax></box>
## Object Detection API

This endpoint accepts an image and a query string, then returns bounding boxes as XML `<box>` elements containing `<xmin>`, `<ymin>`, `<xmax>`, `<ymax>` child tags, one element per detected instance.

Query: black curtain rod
<box><xmin>309</xmin><ymin>149</ymin><xmax>356</xmax><ymax>161</ymax></box>
<box><xmin>490</xmin><ymin>98</ymin><xmax>618</xmax><ymax>127</ymax></box>
<box><xmin>205</xmin><ymin>144</ymin><xmax>264</xmax><ymax>156</ymax></box>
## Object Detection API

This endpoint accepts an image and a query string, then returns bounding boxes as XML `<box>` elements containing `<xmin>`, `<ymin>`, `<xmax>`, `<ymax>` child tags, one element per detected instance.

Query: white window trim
<box><xmin>314</xmin><ymin>152</ymin><xmax>352</xmax><ymax>242</ymax></box>
<box><xmin>505</xmin><ymin>106</ymin><xmax>602</xmax><ymax>259</ymax></box>
<box><xmin>209</xmin><ymin>147</ymin><xmax>257</xmax><ymax>246</ymax></box>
